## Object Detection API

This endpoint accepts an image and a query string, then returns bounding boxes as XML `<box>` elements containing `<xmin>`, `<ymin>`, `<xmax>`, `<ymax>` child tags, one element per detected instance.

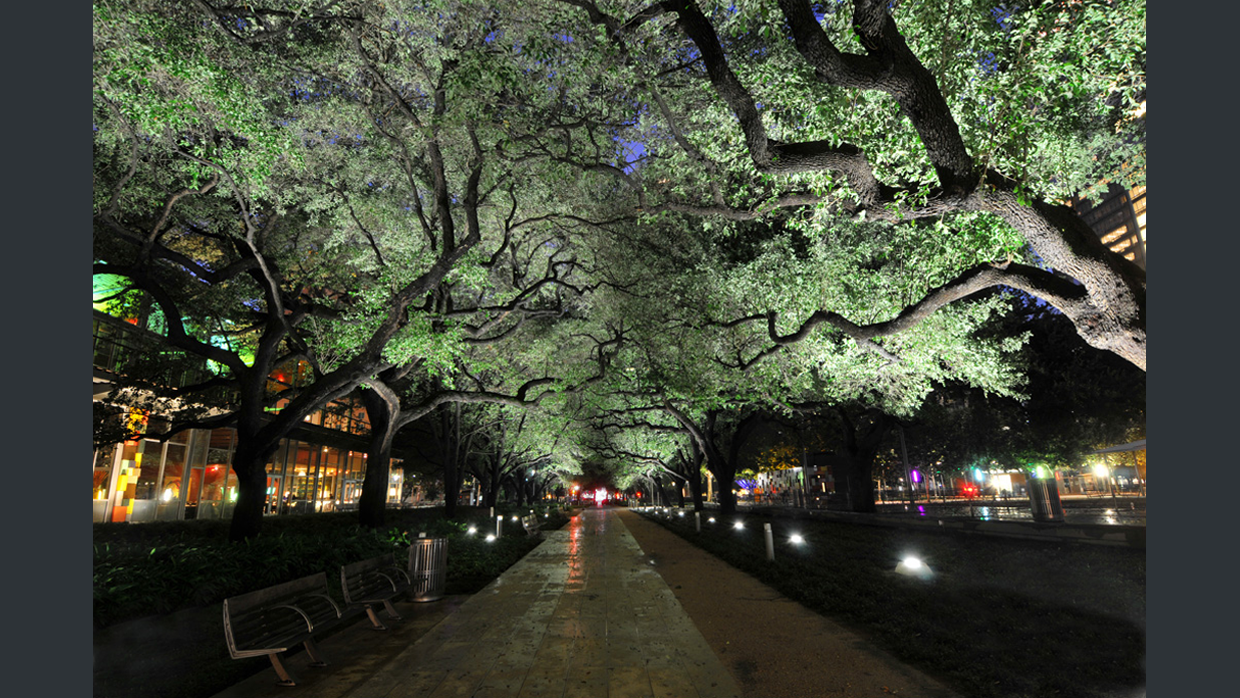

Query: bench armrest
<box><xmin>297</xmin><ymin>593</ymin><xmax>343</xmax><ymax>629</ymax></box>
<box><xmin>268</xmin><ymin>604</ymin><xmax>314</xmax><ymax>632</ymax></box>
<box><xmin>378</xmin><ymin>568</ymin><xmax>411</xmax><ymax>588</ymax></box>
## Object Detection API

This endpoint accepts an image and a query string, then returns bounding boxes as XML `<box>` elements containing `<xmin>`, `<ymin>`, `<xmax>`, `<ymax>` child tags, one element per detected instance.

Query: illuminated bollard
<box><xmin>764</xmin><ymin>523</ymin><xmax>775</xmax><ymax>562</ymax></box>
<box><xmin>695</xmin><ymin>511</ymin><xmax>701</xmax><ymax>533</ymax></box>
<box><xmin>496</xmin><ymin>515</ymin><xmax>503</xmax><ymax>537</ymax></box>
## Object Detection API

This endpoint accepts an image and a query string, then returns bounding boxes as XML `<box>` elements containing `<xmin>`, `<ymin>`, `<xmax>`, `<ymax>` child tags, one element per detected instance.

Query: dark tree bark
<box><xmin>665</xmin><ymin>407</ymin><xmax>763</xmax><ymax>517</ymax></box>
<box><xmin>828</xmin><ymin>407</ymin><xmax>895</xmax><ymax>513</ymax></box>
<box><xmin>683</xmin><ymin>446</ymin><xmax>705</xmax><ymax>512</ymax></box>
<box><xmin>432</xmin><ymin>404</ymin><xmax>465</xmax><ymax>519</ymax></box>
<box><xmin>357</xmin><ymin>381</ymin><xmax>400</xmax><ymax>529</ymax></box>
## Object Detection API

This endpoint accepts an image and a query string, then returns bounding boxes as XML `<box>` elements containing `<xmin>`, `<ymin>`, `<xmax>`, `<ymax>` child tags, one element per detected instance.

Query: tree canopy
<box><xmin>93</xmin><ymin>0</ymin><xmax>1146</xmax><ymax>534</ymax></box>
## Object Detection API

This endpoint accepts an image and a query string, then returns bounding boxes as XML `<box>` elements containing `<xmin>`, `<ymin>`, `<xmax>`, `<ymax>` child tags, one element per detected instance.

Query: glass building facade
<box><xmin>92</xmin><ymin>425</ymin><xmax>403</xmax><ymax>523</ymax></box>
<box><xmin>93</xmin><ymin>310</ymin><xmax>403</xmax><ymax>524</ymax></box>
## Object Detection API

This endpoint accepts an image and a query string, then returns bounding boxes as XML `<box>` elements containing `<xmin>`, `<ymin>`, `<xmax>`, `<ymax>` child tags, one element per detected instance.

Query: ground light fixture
<box><xmin>789</xmin><ymin>533</ymin><xmax>804</xmax><ymax>545</ymax></box>
<box><xmin>708</xmin><ymin>517</ymin><xmax>716</xmax><ymax>524</ymax></box>
<box><xmin>467</xmin><ymin>526</ymin><xmax>477</xmax><ymax>535</ymax></box>
<box><xmin>895</xmin><ymin>555</ymin><xmax>934</xmax><ymax>580</ymax></box>
<box><xmin>733</xmin><ymin>521</ymin><xmax>744</xmax><ymax>530</ymax></box>
<box><xmin>485</xmin><ymin>534</ymin><xmax>496</xmax><ymax>543</ymax></box>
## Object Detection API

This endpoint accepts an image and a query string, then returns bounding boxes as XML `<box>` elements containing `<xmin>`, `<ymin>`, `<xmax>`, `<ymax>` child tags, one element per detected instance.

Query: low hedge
<box><xmin>93</xmin><ymin>505</ymin><xmax>571</xmax><ymax>628</ymax></box>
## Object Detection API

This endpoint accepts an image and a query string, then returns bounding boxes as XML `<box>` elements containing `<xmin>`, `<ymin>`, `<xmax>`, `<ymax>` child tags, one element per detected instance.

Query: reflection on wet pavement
<box><xmin>336</xmin><ymin>507</ymin><xmax>741</xmax><ymax>698</ymax></box>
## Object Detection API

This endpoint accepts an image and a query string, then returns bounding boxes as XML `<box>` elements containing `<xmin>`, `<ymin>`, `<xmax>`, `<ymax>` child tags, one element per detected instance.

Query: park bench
<box><xmin>341</xmin><ymin>552</ymin><xmax>412</xmax><ymax>630</ymax></box>
<box><xmin>520</xmin><ymin>513</ymin><xmax>541</xmax><ymax>536</ymax></box>
<box><xmin>222</xmin><ymin>572</ymin><xmax>343</xmax><ymax>687</ymax></box>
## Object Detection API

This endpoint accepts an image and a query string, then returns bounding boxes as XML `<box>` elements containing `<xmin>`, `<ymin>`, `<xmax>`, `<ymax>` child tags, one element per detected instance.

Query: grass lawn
<box><xmin>640</xmin><ymin>508</ymin><xmax>1144</xmax><ymax>698</ymax></box>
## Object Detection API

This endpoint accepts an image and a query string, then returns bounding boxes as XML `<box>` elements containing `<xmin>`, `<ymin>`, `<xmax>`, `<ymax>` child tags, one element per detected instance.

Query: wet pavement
<box><xmin>212</xmin><ymin>507</ymin><xmax>742</xmax><ymax>698</ymax></box>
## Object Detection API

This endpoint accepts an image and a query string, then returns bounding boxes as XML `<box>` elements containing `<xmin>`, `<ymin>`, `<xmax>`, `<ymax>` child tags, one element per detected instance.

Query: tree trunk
<box><xmin>712</xmin><ymin>466</ymin><xmax>737</xmax><ymax>516</ymax></box>
<box><xmin>833</xmin><ymin>454</ymin><xmax>878</xmax><ymax>513</ymax></box>
<box><xmin>686</xmin><ymin>456</ymin><xmax>705</xmax><ymax>511</ymax></box>
<box><xmin>439</xmin><ymin>405</ymin><xmax>461</xmax><ymax>519</ymax></box>
<box><xmin>829</xmin><ymin>408</ymin><xmax>894</xmax><ymax>514</ymax></box>
<box><xmin>227</xmin><ymin>436</ymin><xmax>280</xmax><ymax>542</ymax></box>
<box><xmin>358</xmin><ymin>386</ymin><xmax>399</xmax><ymax>529</ymax></box>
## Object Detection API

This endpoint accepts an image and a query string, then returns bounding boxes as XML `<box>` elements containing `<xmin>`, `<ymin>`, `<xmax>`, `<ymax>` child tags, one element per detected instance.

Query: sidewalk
<box><xmin>211</xmin><ymin>508</ymin><xmax>958</xmax><ymax>698</ymax></box>
<box><xmin>212</xmin><ymin>507</ymin><xmax>741</xmax><ymax>698</ymax></box>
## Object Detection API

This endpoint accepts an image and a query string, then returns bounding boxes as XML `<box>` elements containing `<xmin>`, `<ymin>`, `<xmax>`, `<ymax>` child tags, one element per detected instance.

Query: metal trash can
<box><xmin>1027</xmin><ymin>477</ymin><xmax>1065</xmax><ymax>523</ymax></box>
<box><xmin>407</xmin><ymin>536</ymin><xmax>448</xmax><ymax>602</ymax></box>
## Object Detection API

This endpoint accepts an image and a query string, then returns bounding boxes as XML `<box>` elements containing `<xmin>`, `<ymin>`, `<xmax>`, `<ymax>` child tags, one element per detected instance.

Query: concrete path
<box><xmin>212</xmin><ymin>507</ymin><xmax>741</xmax><ymax>698</ymax></box>
<box><xmin>211</xmin><ymin>507</ymin><xmax>961</xmax><ymax>698</ymax></box>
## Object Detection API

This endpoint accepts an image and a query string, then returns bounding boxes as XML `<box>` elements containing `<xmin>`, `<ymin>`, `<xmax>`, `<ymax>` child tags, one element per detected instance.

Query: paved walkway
<box><xmin>213</xmin><ymin>508</ymin><xmax>741</xmax><ymax>698</ymax></box>
<box><xmin>212</xmin><ymin>508</ymin><xmax>957</xmax><ymax>698</ymax></box>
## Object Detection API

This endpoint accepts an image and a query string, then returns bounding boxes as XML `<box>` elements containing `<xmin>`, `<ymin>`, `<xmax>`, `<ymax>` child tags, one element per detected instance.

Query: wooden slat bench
<box><xmin>341</xmin><ymin>553</ymin><xmax>412</xmax><ymax>630</ymax></box>
<box><xmin>222</xmin><ymin>572</ymin><xmax>343</xmax><ymax>686</ymax></box>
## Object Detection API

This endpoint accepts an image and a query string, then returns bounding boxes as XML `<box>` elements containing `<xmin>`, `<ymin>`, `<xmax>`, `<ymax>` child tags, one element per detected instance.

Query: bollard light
<box><xmin>763</xmin><ymin>523</ymin><xmax>775</xmax><ymax>561</ymax></box>
<box><xmin>895</xmin><ymin>555</ymin><xmax>933</xmax><ymax>580</ymax></box>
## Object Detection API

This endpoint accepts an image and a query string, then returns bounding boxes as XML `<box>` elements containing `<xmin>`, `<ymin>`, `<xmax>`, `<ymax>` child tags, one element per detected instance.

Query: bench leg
<box><xmin>364</xmin><ymin>605</ymin><xmax>389</xmax><ymax>630</ymax></box>
<box><xmin>303</xmin><ymin>638</ymin><xmax>329</xmax><ymax>668</ymax></box>
<box><xmin>383</xmin><ymin>599</ymin><xmax>403</xmax><ymax>621</ymax></box>
<box><xmin>267</xmin><ymin>653</ymin><xmax>297</xmax><ymax>687</ymax></box>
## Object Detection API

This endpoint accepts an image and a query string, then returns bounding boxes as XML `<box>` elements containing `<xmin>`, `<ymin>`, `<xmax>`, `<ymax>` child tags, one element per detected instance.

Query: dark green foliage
<box><xmin>644</xmin><ymin>510</ymin><xmax>1144</xmax><ymax>698</ymax></box>
<box><xmin>93</xmin><ymin>506</ymin><xmax>570</xmax><ymax>628</ymax></box>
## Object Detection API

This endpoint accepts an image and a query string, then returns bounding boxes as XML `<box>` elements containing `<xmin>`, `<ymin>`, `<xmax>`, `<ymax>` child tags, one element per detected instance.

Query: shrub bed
<box><xmin>93</xmin><ymin>505</ymin><xmax>570</xmax><ymax>628</ymax></box>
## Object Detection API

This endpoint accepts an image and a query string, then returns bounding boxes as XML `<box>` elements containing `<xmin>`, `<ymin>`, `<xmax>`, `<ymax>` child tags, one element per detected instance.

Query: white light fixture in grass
<box><xmin>467</xmin><ymin>526</ymin><xmax>477</xmax><ymax>535</ymax></box>
<box><xmin>733</xmin><ymin>521</ymin><xmax>744</xmax><ymax>530</ymax></box>
<box><xmin>485</xmin><ymin>534</ymin><xmax>496</xmax><ymax>543</ymax></box>
<box><xmin>708</xmin><ymin>517</ymin><xmax>716</xmax><ymax>524</ymax></box>
<box><xmin>895</xmin><ymin>555</ymin><xmax>933</xmax><ymax>580</ymax></box>
<box><xmin>789</xmin><ymin>534</ymin><xmax>804</xmax><ymax>545</ymax></box>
